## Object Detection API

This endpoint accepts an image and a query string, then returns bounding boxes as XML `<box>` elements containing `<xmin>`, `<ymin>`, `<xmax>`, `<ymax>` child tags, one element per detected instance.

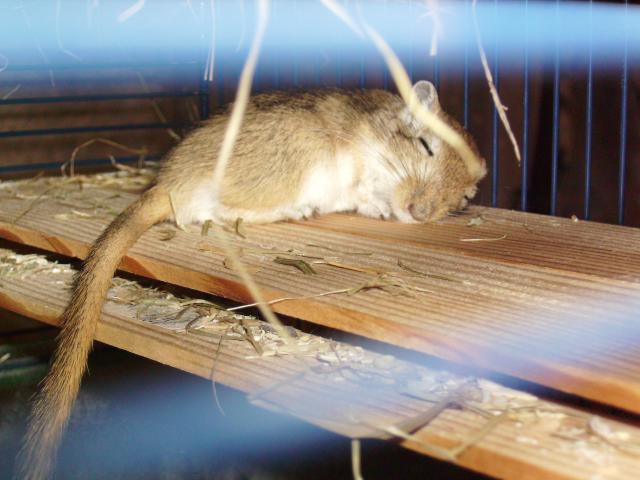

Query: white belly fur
<box><xmin>295</xmin><ymin>153</ymin><xmax>358</xmax><ymax>215</ymax></box>
<box><xmin>175</xmin><ymin>148</ymin><xmax>396</xmax><ymax>224</ymax></box>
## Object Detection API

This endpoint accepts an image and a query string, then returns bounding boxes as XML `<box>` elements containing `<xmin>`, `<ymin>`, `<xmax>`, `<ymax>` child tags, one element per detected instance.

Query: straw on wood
<box><xmin>1</xmin><ymin>185</ymin><xmax>640</xmax><ymax>414</ymax></box>
<box><xmin>2</xmin><ymin>248</ymin><xmax>640</xmax><ymax>480</ymax></box>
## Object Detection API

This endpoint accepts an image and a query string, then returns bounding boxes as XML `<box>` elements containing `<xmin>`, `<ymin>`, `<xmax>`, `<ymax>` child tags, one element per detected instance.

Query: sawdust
<box><xmin>2</xmin><ymin>248</ymin><xmax>640</xmax><ymax>472</ymax></box>
<box><xmin>0</xmin><ymin>248</ymin><xmax>73</xmax><ymax>282</ymax></box>
<box><xmin>1</xmin><ymin>166</ymin><xmax>156</xmax><ymax>224</ymax></box>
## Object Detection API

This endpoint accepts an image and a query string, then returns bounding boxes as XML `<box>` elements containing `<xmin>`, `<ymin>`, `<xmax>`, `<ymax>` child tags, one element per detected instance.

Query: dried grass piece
<box><xmin>62</xmin><ymin>138</ymin><xmax>148</xmax><ymax>177</ymax></box>
<box><xmin>168</xmin><ymin>191</ymin><xmax>186</xmax><ymax>231</ymax></box>
<box><xmin>211</xmin><ymin>0</ymin><xmax>268</xmax><ymax>189</ymax></box>
<box><xmin>222</xmin><ymin>252</ymin><xmax>264</xmax><ymax>275</ymax></box>
<box><xmin>467</xmin><ymin>216</ymin><xmax>485</xmax><ymax>227</ymax></box>
<box><xmin>356</xmin><ymin>275</ymin><xmax>433</xmax><ymax>297</ymax></box>
<box><xmin>201</xmin><ymin>219</ymin><xmax>214</xmax><ymax>237</ymax></box>
<box><xmin>306</xmin><ymin>243</ymin><xmax>372</xmax><ymax>256</ymax></box>
<box><xmin>205</xmin><ymin>0</ymin><xmax>294</xmax><ymax>346</ymax></box>
<box><xmin>351</xmin><ymin>439</ymin><xmax>363</xmax><ymax>480</ymax></box>
<box><xmin>117</xmin><ymin>0</ymin><xmax>146</xmax><ymax>23</ymax></box>
<box><xmin>360</xmin><ymin>419</ymin><xmax>456</xmax><ymax>460</ymax></box>
<box><xmin>0</xmin><ymin>53</ymin><xmax>8</xmax><ymax>74</ymax></box>
<box><xmin>135</xmin><ymin>72</ymin><xmax>181</xmax><ymax>142</ymax></box>
<box><xmin>210</xmin><ymin>326</ymin><xmax>228</xmax><ymax>416</ymax></box>
<box><xmin>240</xmin><ymin>322</ymin><xmax>264</xmax><ymax>356</ymax></box>
<box><xmin>319</xmin><ymin>0</ymin><xmax>364</xmax><ymax>37</ymax></box>
<box><xmin>197</xmin><ymin>242</ymin><xmax>225</xmax><ymax>254</ymax></box>
<box><xmin>397</xmin><ymin>259</ymin><xmax>461</xmax><ymax>283</ymax></box>
<box><xmin>234</xmin><ymin>217</ymin><xmax>247</xmax><ymax>238</ymax></box>
<box><xmin>314</xmin><ymin>260</ymin><xmax>386</xmax><ymax>275</ymax></box>
<box><xmin>158</xmin><ymin>228</ymin><xmax>177</xmax><ymax>241</ymax></box>
<box><xmin>55</xmin><ymin>0</ymin><xmax>82</xmax><ymax>61</ymax></box>
<box><xmin>425</xmin><ymin>0</ymin><xmax>442</xmax><ymax>57</ymax></box>
<box><xmin>227</xmin><ymin>287</ymin><xmax>352</xmax><ymax>312</ymax></box>
<box><xmin>471</xmin><ymin>0</ymin><xmax>521</xmax><ymax>165</ymax></box>
<box><xmin>460</xmin><ymin>234</ymin><xmax>507</xmax><ymax>242</ymax></box>
<box><xmin>274</xmin><ymin>257</ymin><xmax>317</xmax><ymax>275</ymax></box>
<box><xmin>11</xmin><ymin>178</ymin><xmax>81</xmax><ymax>225</ymax></box>
<box><xmin>2</xmin><ymin>84</ymin><xmax>21</xmax><ymax>100</ymax></box>
<box><xmin>204</xmin><ymin>0</ymin><xmax>216</xmax><ymax>81</ymax></box>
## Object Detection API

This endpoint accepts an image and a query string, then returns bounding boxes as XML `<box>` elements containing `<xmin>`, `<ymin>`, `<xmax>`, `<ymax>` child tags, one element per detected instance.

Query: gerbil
<box><xmin>16</xmin><ymin>80</ymin><xmax>485</xmax><ymax>479</ymax></box>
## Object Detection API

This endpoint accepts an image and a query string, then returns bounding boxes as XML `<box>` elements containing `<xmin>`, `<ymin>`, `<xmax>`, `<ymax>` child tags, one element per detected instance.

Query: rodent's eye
<box><xmin>419</xmin><ymin>137</ymin><xmax>434</xmax><ymax>157</ymax></box>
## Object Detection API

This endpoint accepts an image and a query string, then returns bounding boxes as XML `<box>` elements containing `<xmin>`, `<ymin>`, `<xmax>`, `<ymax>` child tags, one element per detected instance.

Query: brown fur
<box><xmin>16</xmin><ymin>85</ymin><xmax>484</xmax><ymax>479</ymax></box>
<box><xmin>160</xmin><ymin>89</ymin><xmax>417</xmax><ymax>211</ymax></box>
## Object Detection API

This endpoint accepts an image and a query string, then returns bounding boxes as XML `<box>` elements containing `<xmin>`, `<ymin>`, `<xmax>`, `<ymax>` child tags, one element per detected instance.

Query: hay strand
<box><xmin>62</xmin><ymin>138</ymin><xmax>148</xmax><ymax>177</ymax></box>
<box><xmin>205</xmin><ymin>0</ymin><xmax>294</xmax><ymax>345</ymax></box>
<box><xmin>471</xmin><ymin>0</ymin><xmax>521</xmax><ymax>165</ymax></box>
<box><xmin>351</xmin><ymin>439</ymin><xmax>364</xmax><ymax>480</ymax></box>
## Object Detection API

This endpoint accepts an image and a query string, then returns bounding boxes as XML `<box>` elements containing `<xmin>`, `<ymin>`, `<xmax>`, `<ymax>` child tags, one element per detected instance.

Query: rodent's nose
<box><xmin>408</xmin><ymin>202</ymin><xmax>429</xmax><ymax>222</ymax></box>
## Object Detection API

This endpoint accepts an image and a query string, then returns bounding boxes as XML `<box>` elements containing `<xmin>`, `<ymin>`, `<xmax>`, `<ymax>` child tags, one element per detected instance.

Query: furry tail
<box><xmin>15</xmin><ymin>186</ymin><xmax>171</xmax><ymax>480</ymax></box>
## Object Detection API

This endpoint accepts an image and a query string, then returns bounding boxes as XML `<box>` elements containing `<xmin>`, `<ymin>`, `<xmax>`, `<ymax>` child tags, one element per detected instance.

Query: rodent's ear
<box><xmin>398</xmin><ymin>81</ymin><xmax>442</xmax><ymax>136</ymax></box>
<box><xmin>412</xmin><ymin>81</ymin><xmax>440</xmax><ymax>112</ymax></box>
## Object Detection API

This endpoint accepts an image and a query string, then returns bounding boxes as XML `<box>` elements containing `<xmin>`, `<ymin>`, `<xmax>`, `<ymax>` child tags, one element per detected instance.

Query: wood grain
<box><xmin>2</xmin><ymin>251</ymin><xmax>640</xmax><ymax>480</ymax></box>
<box><xmin>1</xmin><ymin>186</ymin><xmax>639</xmax><ymax>414</ymax></box>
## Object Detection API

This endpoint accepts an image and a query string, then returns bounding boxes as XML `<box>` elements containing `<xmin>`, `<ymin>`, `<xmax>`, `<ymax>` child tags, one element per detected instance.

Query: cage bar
<box><xmin>199</xmin><ymin>75</ymin><xmax>211</xmax><ymax>120</ymax></box>
<box><xmin>0</xmin><ymin>92</ymin><xmax>197</xmax><ymax>106</ymax></box>
<box><xmin>618</xmin><ymin>0</ymin><xmax>630</xmax><ymax>225</ymax></box>
<box><xmin>491</xmin><ymin>0</ymin><xmax>500</xmax><ymax>208</ymax></box>
<box><xmin>0</xmin><ymin>124</ymin><xmax>185</xmax><ymax>139</ymax></box>
<box><xmin>0</xmin><ymin>0</ymin><xmax>636</xmax><ymax>228</ymax></box>
<box><xmin>584</xmin><ymin>0</ymin><xmax>594</xmax><ymax>220</ymax></box>
<box><xmin>463</xmin><ymin>1</ymin><xmax>470</xmax><ymax>129</ymax></box>
<box><xmin>5</xmin><ymin>62</ymin><xmax>201</xmax><ymax>71</ymax></box>
<box><xmin>0</xmin><ymin>154</ymin><xmax>164</xmax><ymax>175</ymax></box>
<box><xmin>550</xmin><ymin>0</ymin><xmax>561</xmax><ymax>216</ymax></box>
<box><xmin>521</xmin><ymin>0</ymin><xmax>530</xmax><ymax>212</ymax></box>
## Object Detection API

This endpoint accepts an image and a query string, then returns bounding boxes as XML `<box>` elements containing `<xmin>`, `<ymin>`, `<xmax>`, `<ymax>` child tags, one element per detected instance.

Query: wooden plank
<box><xmin>0</xmin><ymin>178</ymin><xmax>639</xmax><ymax>414</ymax></box>
<box><xmin>301</xmin><ymin>208</ymin><xmax>640</xmax><ymax>280</ymax></box>
<box><xmin>2</xmin><ymin>247</ymin><xmax>640</xmax><ymax>480</ymax></box>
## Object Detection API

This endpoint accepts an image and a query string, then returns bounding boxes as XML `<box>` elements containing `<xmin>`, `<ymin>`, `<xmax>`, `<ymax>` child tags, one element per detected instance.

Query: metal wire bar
<box><xmin>584</xmin><ymin>0</ymin><xmax>594</xmax><ymax>220</ymax></box>
<box><xmin>463</xmin><ymin>0</ymin><xmax>470</xmax><ymax>129</ymax></box>
<box><xmin>0</xmin><ymin>154</ymin><xmax>163</xmax><ymax>175</ymax></box>
<box><xmin>550</xmin><ymin>0</ymin><xmax>561</xmax><ymax>216</ymax></box>
<box><xmin>618</xmin><ymin>0</ymin><xmax>629</xmax><ymax>224</ymax></box>
<box><xmin>0</xmin><ymin>92</ymin><xmax>197</xmax><ymax>106</ymax></box>
<box><xmin>521</xmin><ymin>0</ymin><xmax>530</xmax><ymax>212</ymax></box>
<box><xmin>5</xmin><ymin>62</ymin><xmax>201</xmax><ymax>71</ymax></box>
<box><xmin>0</xmin><ymin>123</ymin><xmax>187</xmax><ymax>139</ymax></box>
<box><xmin>199</xmin><ymin>78</ymin><xmax>211</xmax><ymax>120</ymax></box>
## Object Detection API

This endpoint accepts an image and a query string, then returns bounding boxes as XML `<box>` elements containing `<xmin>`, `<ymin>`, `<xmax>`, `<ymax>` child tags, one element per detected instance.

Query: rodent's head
<box><xmin>382</xmin><ymin>81</ymin><xmax>486</xmax><ymax>223</ymax></box>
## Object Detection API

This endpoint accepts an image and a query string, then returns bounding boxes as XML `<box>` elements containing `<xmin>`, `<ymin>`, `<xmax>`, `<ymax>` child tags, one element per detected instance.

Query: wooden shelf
<box><xmin>2</xmin><ymin>247</ymin><xmax>640</xmax><ymax>480</ymax></box>
<box><xmin>1</xmin><ymin>180</ymin><xmax>639</xmax><ymax>414</ymax></box>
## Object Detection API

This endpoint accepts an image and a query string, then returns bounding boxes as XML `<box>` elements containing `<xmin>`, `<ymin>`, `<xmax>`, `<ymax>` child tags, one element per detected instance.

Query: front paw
<box><xmin>357</xmin><ymin>202</ymin><xmax>391</xmax><ymax>220</ymax></box>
